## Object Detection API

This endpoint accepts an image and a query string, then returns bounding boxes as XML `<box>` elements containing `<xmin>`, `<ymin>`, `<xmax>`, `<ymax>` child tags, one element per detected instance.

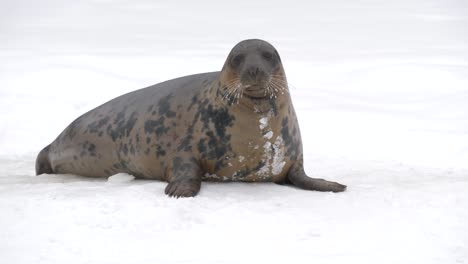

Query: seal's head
<box><xmin>219</xmin><ymin>39</ymin><xmax>288</xmax><ymax>102</ymax></box>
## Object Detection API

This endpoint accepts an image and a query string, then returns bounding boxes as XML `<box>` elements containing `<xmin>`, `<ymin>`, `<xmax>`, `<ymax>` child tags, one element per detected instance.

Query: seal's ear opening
<box><xmin>274</xmin><ymin>50</ymin><xmax>282</xmax><ymax>62</ymax></box>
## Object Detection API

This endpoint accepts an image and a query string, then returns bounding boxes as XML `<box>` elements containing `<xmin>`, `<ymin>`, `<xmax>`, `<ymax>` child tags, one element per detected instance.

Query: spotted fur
<box><xmin>36</xmin><ymin>39</ymin><xmax>346</xmax><ymax>197</ymax></box>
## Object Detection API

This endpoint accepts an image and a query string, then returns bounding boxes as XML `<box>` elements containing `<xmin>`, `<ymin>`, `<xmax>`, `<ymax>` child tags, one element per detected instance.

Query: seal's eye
<box><xmin>262</xmin><ymin>52</ymin><xmax>274</xmax><ymax>60</ymax></box>
<box><xmin>231</xmin><ymin>54</ymin><xmax>244</xmax><ymax>67</ymax></box>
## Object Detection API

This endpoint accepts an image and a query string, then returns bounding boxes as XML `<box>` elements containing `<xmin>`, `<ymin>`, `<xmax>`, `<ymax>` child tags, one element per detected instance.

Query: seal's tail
<box><xmin>35</xmin><ymin>145</ymin><xmax>53</xmax><ymax>175</ymax></box>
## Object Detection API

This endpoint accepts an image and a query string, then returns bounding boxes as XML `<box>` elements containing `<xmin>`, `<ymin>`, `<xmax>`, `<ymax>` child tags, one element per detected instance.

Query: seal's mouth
<box><xmin>243</xmin><ymin>84</ymin><xmax>269</xmax><ymax>99</ymax></box>
<box><xmin>220</xmin><ymin>77</ymin><xmax>288</xmax><ymax>104</ymax></box>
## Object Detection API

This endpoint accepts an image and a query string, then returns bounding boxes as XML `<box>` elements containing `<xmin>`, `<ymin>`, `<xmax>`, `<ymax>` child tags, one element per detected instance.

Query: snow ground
<box><xmin>1</xmin><ymin>0</ymin><xmax>467</xmax><ymax>263</ymax></box>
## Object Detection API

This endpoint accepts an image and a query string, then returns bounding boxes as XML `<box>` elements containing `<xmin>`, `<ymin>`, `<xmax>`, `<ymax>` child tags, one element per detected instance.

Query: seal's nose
<box><xmin>247</xmin><ymin>66</ymin><xmax>260</xmax><ymax>77</ymax></box>
<box><xmin>244</xmin><ymin>65</ymin><xmax>266</xmax><ymax>84</ymax></box>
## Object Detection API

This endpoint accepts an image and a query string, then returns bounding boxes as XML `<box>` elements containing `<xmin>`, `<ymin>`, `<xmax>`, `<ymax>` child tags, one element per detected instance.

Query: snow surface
<box><xmin>1</xmin><ymin>0</ymin><xmax>468</xmax><ymax>263</ymax></box>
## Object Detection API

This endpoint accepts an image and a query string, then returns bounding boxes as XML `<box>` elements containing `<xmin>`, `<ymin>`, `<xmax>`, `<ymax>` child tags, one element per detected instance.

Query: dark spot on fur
<box><xmin>88</xmin><ymin>143</ymin><xmax>96</xmax><ymax>157</ymax></box>
<box><xmin>197</xmin><ymin>138</ymin><xmax>207</xmax><ymax>156</ymax></box>
<box><xmin>281</xmin><ymin>117</ymin><xmax>300</xmax><ymax>160</ymax></box>
<box><xmin>156</xmin><ymin>144</ymin><xmax>166</xmax><ymax>157</ymax></box>
<box><xmin>178</xmin><ymin>126</ymin><xmax>193</xmax><ymax>152</ymax></box>
<box><xmin>121</xmin><ymin>144</ymin><xmax>129</xmax><ymax>156</ymax></box>
<box><xmin>205</xmin><ymin>131</ymin><xmax>230</xmax><ymax>170</ymax></box>
<box><xmin>106</xmin><ymin>111</ymin><xmax>138</xmax><ymax>142</ymax></box>
<box><xmin>188</xmin><ymin>99</ymin><xmax>236</xmax><ymax>169</ymax></box>
<box><xmin>188</xmin><ymin>95</ymin><xmax>198</xmax><ymax>111</ymax></box>
<box><xmin>146</xmin><ymin>137</ymin><xmax>151</xmax><ymax>144</ymax></box>
<box><xmin>112</xmin><ymin>161</ymin><xmax>128</xmax><ymax>171</ymax></box>
<box><xmin>144</xmin><ymin>117</ymin><xmax>169</xmax><ymax>137</ymax></box>
<box><xmin>269</xmin><ymin>98</ymin><xmax>278</xmax><ymax>116</ymax></box>
<box><xmin>87</xmin><ymin>116</ymin><xmax>110</xmax><ymax>134</ymax></box>
<box><xmin>79</xmin><ymin>141</ymin><xmax>90</xmax><ymax>157</ymax></box>
<box><xmin>195</xmin><ymin>102</ymin><xmax>234</xmax><ymax>137</ymax></box>
<box><xmin>233</xmin><ymin>161</ymin><xmax>266</xmax><ymax>178</ymax></box>
<box><xmin>155</xmin><ymin>126</ymin><xmax>169</xmax><ymax>136</ymax></box>
<box><xmin>171</xmin><ymin>157</ymin><xmax>200</xmax><ymax>181</ymax></box>
<box><xmin>158</xmin><ymin>94</ymin><xmax>176</xmax><ymax>118</ymax></box>
<box><xmin>147</xmin><ymin>105</ymin><xmax>154</xmax><ymax>113</ymax></box>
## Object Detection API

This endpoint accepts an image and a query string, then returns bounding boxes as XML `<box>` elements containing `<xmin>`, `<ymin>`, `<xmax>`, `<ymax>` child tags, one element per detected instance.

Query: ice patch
<box><xmin>258</xmin><ymin>141</ymin><xmax>273</xmax><ymax>177</ymax></box>
<box><xmin>259</xmin><ymin>116</ymin><xmax>268</xmax><ymax>130</ymax></box>
<box><xmin>264</xmin><ymin>131</ymin><xmax>273</xmax><ymax>139</ymax></box>
<box><xmin>107</xmin><ymin>173</ymin><xmax>135</xmax><ymax>183</ymax></box>
<box><xmin>203</xmin><ymin>173</ymin><xmax>227</xmax><ymax>181</ymax></box>
<box><xmin>258</xmin><ymin>136</ymin><xmax>286</xmax><ymax>178</ymax></box>
<box><xmin>272</xmin><ymin>136</ymin><xmax>286</xmax><ymax>175</ymax></box>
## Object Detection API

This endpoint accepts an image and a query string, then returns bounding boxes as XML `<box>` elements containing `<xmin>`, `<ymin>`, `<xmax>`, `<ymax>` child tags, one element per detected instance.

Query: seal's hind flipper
<box><xmin>35</xmin><ymin>145</ymin><xmax>53</xmax><ymax>175</ymax></box>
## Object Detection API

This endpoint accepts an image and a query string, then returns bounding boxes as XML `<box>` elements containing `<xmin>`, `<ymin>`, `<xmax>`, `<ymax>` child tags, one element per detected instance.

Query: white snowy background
<box><xmin>1</xmin><ymin>0</ymin><xmax>467</xmax><ymax>263</ymax></box>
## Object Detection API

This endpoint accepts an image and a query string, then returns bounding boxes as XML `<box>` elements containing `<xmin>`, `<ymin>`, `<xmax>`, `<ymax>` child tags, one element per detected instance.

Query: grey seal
<box><xmin>36</xmin><ymin>39</ymin><xmax>347</xmax><ymax>197</ymax></box>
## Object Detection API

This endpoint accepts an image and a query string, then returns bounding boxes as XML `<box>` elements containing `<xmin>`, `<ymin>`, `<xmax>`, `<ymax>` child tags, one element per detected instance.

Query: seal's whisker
<box><xmin>270</xmin><ymin>76</ymin><xmax>296</xmax><ymax>90</ymax></box>
<box><xmin>235</xmin><ymin>85</ymin><xmax>243</xmax><ymax>104</ymax></box>
<box><xmin>272</xmin><ymin>84</ymin><xmax>288</xmax><ymax>96</ymax></box>
<box><xmin>225</xmin><ymin>79</ymin><xmax>241</xmax><ymax>91</ymax></box>
<box><xmin>270</xmin><ymin>79</ymin><xmax>290</xmax><ymax>94</ymax></box>
<box><xmin>222</xmin><ymin>78</ymin><xmax>242</xmax><ymax>102</ymax></box>
<box><xmin>270</xmin><ymin>82</ymin><xmax>285</xmax><ymax>95</ymax></box>
<box><xmin>268</xmin><ymin>81</ymin><xmax>286</xmax><ymax>97</ymax></box>
<box><xmin>229</xmin><ymin>85</ymin><xmax>241</xmax><ymax>103</ymax></box>
<box><xmin>268</xmin><ymin>83</ymin><xmax>276</xmax><ymax>99</ymax></box>
<box><xmin>270</xmin><ymin>77</ymin><xmax>289</xmax><ymax>86</ymax></box>
<box><xmin>265</xmin><ymin>80</ymin><xmax>275</xmax><ymax>98</ymax></box>
<box><xmin>271</xmin><ymin>81</ymin><xmax>288</xmax><ymax>89</ymax></box>
<box><xmin>268</xmin><ymin>79</ymin><xmax>282</xmax><ymax>91</ymax></box>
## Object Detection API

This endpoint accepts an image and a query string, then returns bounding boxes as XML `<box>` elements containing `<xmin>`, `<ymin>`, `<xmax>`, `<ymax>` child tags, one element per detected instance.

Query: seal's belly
<box><xmin>203</xmin><ymin>132</ymin><xmax>291</xmax><ymax>182</ymax></box>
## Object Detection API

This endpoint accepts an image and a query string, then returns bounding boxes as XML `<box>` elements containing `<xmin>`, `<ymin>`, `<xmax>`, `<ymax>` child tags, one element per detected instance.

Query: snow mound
<box><xmin>107</xmin><ymin>173</ymin><xmax>135</xmax><ymax>184</ymax></box>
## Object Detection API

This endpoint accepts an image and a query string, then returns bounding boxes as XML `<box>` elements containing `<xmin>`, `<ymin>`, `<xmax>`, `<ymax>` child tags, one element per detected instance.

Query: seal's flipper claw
<box><xmin>165</xmin><ymin>179</ymin><xmax>201</xmax><ymax>198</ymax></box>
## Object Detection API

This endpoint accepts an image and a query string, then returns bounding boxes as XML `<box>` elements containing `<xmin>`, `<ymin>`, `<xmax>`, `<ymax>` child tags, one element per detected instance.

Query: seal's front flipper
<box><xmin>165</xmin><ymin>178</ymin><xmax>201</xmax><ymax>198</ymax></box>
<box><xmin>164</xmin><ymin>157</ymin><xmax>202</xmax><ymax>198</ymax></box>
<box><xmin>287</xmin><ymin>161</ymin><xmax>346</xmax><ymax>192</ymax></box>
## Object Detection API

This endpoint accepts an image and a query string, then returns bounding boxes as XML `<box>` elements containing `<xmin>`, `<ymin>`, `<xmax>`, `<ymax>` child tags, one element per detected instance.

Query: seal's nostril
<box><xmin>247</xmin><ymin>66</ymin><xmax>261</xmax><ymax>77</ymax></box>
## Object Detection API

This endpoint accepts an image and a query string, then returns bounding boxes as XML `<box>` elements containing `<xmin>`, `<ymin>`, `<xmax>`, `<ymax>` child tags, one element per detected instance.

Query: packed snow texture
<box><xmin>1</xmin><ymin>0</ymin><xmax>467</xmax><ymax>263</ymax></box>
